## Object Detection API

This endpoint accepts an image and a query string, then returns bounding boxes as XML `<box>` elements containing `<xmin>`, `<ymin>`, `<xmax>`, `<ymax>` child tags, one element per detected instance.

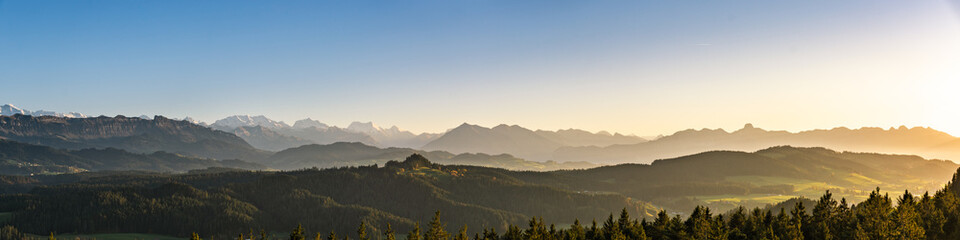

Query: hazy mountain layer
<box><xmin>423</xmin><ymin>123</ymin><xmax>645</xmax><ymax>161</ymax></box>
<box><xmin>533</xmin><ymin>146</ymin><xmax>958</xmax><ymax>212</ymax></box>
<box><xmin>229</xmin><ymin>126</ymin><xmax>314</xmax><ymax>151</ymax></box>
<box><xmin>263</xmin><ymin>142</ymin><xmax>595</xmax><ymax>171</ymax></box>
<box><xmin>0</xmin><ymin>114</ymin><xmax>269</xmax><ymax>161</ymax></box>
<box><xmin>346</xmin><ymin>121</ymin><xmax>441</xmax><ymax>148</ymax></box>
<box><xmin>555</xmin><ymin>123</ymin><xmax>960</xmax><ymax>164</ymax></box>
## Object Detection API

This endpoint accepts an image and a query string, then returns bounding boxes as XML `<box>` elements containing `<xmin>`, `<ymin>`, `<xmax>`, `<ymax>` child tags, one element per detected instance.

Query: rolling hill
<box><xmin>263</xmin><ymin>142</ymin><xmax>595</xmax><ymax>171</ymax></box>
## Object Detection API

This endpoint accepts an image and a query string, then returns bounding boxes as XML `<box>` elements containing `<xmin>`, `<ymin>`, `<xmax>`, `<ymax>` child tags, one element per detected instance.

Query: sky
<box><xmin>1</xmin><ymin>0</ymin><xmax>959</xmax><ymax>136</ymax></box>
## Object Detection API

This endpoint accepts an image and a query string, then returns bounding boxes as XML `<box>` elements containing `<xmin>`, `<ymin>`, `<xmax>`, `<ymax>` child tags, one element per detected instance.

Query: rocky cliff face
<box><xmin>0</xmin><ymin>114</ymin><xmax>268</xmax><ymax>160</ymax></box>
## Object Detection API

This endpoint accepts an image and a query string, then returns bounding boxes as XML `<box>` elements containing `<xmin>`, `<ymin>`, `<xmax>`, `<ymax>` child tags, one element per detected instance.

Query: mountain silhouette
<box><xmin>554</xmin><ymin>123</ymin><xmax>960</xmax><ymax>164</ymax></box>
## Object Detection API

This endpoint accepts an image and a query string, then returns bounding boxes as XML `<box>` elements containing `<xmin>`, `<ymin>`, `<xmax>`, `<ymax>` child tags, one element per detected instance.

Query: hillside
<box><xmin>555</xmin><ymin>123</ymin><xmax>960</xmax><ymax>164</ymax></box>
<box><xmin>0</xmin><ymin>154</ymin><xmax>651</xmax><ymax>238</ymax></box>
<box><xmin>264</xmin><ymin>142</ymin><xmax>594</xmax><ymax>171</ymax></box>
<box><xmin>0</xmin><ymin>114</ymin><xmax>269</xmax><ymax>161</ymax></box>
<box><xmin>0</xmin><ymin>140</ymin><xmax>264</xmax><ymax>175</ymax></box>
<box><xmin>524</xmin><ymin>146</ymin><xmax>959</xmax><ymax>212</ymax></box>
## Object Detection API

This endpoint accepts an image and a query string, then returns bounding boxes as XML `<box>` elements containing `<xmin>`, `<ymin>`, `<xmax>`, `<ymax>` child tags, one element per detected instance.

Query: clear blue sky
<box><xmin>2</xmin><ymin>1</ymin><xmax>959</xmax><ymax>136</ymax></box>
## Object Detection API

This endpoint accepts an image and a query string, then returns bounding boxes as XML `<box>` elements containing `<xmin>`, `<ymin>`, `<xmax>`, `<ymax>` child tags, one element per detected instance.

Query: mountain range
<box><xmin>0</xmin><ymin>114</ymin><xmax>268</xmax><ymax>161</ymax></box>
<box><xmin>209</xmin><ymin>115</ymin><xmax>435</xmax><ymax>151</ymax></box>
<box><xmin>0</xmin><ymin>104</ymin><xmax>87</xmax><ymax>118</ymax></box>
<box><xmin>554</xmin><ymin>123</ymin><xmax>960</xmax><ymax>164</ymax></box>
<box><xmin>422</xmin><ymin>123</ymin><xmax>646</xmax><ymax>161</ymax></box>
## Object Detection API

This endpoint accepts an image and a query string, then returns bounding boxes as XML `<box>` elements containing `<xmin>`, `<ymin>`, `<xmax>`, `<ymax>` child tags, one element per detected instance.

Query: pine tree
<box><xmin>290</xmin><ymin>224</ymin><xmax>306</xmax><ymax>240</ymax></box>
<box><xmin>385</xmin><ymin>223</ymin><xmax>396</xmax><ymax>240</ymax></box>
<box><xmin>503</xmin><ymin>225</ymin><xmax>523</xmax><ymax>240</ymax></box>
<box><xmin>810</xmin><ymin>191</ymin><xmax>837</xmax><ymax>240</ymax></box>
<box><xmin>566</xmin><ymin>219</ymin><xmax>585</xmax><ymax>240</ymax></box>
<box><xmin>893</xmin><ymin>190</ymin><xmax>925</xmax><ymax>239</ymax></box>
<box><xmin>454</xmin><ymin>226</ymin><xmax>468</xmax><ymax>240</ymax></box>
<box><xmin>358</xmin><ymin>221</ymin><xmax>369</xmax><ymax>240</ymax></box>
<box><xmin>408</xmin><ymin>223</ymin><xmax>422</xmax><ymax>240</ymax></box>
<box><xmin>727</xmin><ymin>207</ymin><xmax>748</xmax><ymax>240</ymax></box>
<box><xmin>328</xmin><ymin>231</ymin><xmax>338</xmax><ymax>240</ymax></box>
<box><xmin>425</xmin><ymin>211</ymin><xmax>449</xmax><ymax>240</ymax></box>
<box><xmin>856</xmin><ymin>188</ymin><xmax>895</xmax><ymax>239</ymax></box>
<box><xmin>786</xmin><ymin>201</ymin><xmax>805</xmax><ymax>240</ymax></box>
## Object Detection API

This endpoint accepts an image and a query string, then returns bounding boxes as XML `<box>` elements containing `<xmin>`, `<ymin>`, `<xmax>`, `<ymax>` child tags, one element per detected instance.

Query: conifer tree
<box><xmin>785</xmin><ymin>201</ymin><xmax>805</xmax><ymax>240</ymax></box>
<box><xmin>503</xmin><ymin>225</ymin><xmax>523</xmax><ymax>240</ymax></box>
<box><xmin>408</xmin><ymin>223</ymin><xmax>421</xmax><ymax>240</ymax></box>
<box><xmin>810</xmin><ymin>191</ymin><xmax>837</xmax><ymax>240</ymax></box>
<box><xmin>385</xmin><ymin>223</ymin><xmax>396</xmax><ymax>240</ymax></box>
<box><xmin>328</xmin><ymin>231</ymin><xmax>338</xmax><ymax>240</ymax></box>
<box><xmin>566</xmin><ymin>219</ymin><xmax>585</xmax><ymax>240</ymax></box>
<box><xmin>894</xmin><ymin>190</ymin><xmax>925</xmax><ymax>239</ymax></box>
<box><xmin>425</xmin><ymin>211</ymin><xmax>449</xmax><ymax>240</ymax></box>
<box><xmin>454</xmin><ymin>226</ymin><xmax>468</xmax><ymax>240</ymax></box>
<box><xmin>358</xmin><ymin>221</ymin><xmax>369</xmax><ymax>240</ymax></box>
<box><xmin>290</xmin><ymin>224</ymin><xmax>305</xmax><ymax>240</ymax></box>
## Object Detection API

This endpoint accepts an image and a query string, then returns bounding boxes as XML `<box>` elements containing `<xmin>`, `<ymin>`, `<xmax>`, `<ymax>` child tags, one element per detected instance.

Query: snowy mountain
<box><xmin>211</xmin><ymin>115</ymin><xmax>290</xmax><ymax>130</ymax></box>
<box><xmin>293</xmin><ymin>118</ymin><xmax>329</xmax><ymax>129</ymax></box>
<box><xmin>0</xmin><ymin>104</ymin><xmax>87</xmax><ymax>118</ymax></box>
<box><xmin>346</xmin><ymin>121</ymin><xmax>440</xmax><ymax>148</ymax></box>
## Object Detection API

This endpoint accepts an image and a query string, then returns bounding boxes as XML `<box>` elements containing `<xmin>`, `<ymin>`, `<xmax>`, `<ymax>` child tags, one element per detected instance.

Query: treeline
<box><xmin>219</xmin><ymin>187</ymin><xmax>959</xmax><ymax>240</ymax></box>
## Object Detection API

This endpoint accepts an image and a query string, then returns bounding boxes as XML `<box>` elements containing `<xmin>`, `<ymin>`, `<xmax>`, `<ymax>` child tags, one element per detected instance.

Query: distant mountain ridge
<box><xmin>263</xmin><ymin>141</ymin><xmax>595</xmax><ymax>171</ymax></box>
<box><xmin>0</xmin><ymin>140</ymin><xmax>263</xmax><ymax>175</ymax></box>
<box><xmin>0</xmin><ymin>114</ymin><xmax>268</xmax><ymax>161</ymax></box>
<box><xmin>210</xmin><ymin>115</ymin><xmax>438</xmax><ymax>150</ymax></box>
<box><xmin>422</xmin><ymin>123</ymin><xmax>646</xmax><ymax>161</ymax></box>
<box><xmin>555</xmin><ymin>123</ymin><xmax>960</xmax><ymax>164</ymax></box>
<box><xmin>1</xmin><ymin>104</ymin><xmax>87</xmax><ymax>118</ymax></box>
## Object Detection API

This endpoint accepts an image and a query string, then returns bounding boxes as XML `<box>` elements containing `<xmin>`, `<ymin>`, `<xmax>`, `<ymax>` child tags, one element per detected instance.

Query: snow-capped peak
<box><xmin>347</xmin><ymin>121</ymin><xmax>383</xmax><ymax>134</ymax></box>
<box><xmin>1</xmin><ymin>104</ymin><xmax>87</xmax><ymax>118</ymax></box>
<box><xmin>293</xmin><ymin>118</ymin><xmax>329</xmax><ymax>129</ymax></box>
<box><xmin>212</xmin><ymin>115</ymin><xmax>290</xmax><ymax>129</ymax></box>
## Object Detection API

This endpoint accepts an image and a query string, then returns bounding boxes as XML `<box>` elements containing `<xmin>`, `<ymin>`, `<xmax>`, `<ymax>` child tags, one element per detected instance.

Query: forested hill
<box><xmin>0</xmin><ymin>147</ymin><xmax>956</xmax><ymax>238</ymax></box>
<box><xmin>500</xmin><ymin>146</ymin><xmax>958</xmax><ymax>212</ymax></box>
<box><xmin>0</xmin><ymin>140</ymin><xmax>264</xmax><ymax>175</ymax></box>
<box><xmin>0</xmin><ymin>114</ymin><xmax>269</xmax><ymax>160</ymax></box>
<box><xmin>0</xmin><ymin>154</ymin><xmax>654</xmax><ymax>238</ymax></box>
<box><xmin>264</xmin><ymin>142</ymin><xmax>595</xmax><ymax>171</ymax></box>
